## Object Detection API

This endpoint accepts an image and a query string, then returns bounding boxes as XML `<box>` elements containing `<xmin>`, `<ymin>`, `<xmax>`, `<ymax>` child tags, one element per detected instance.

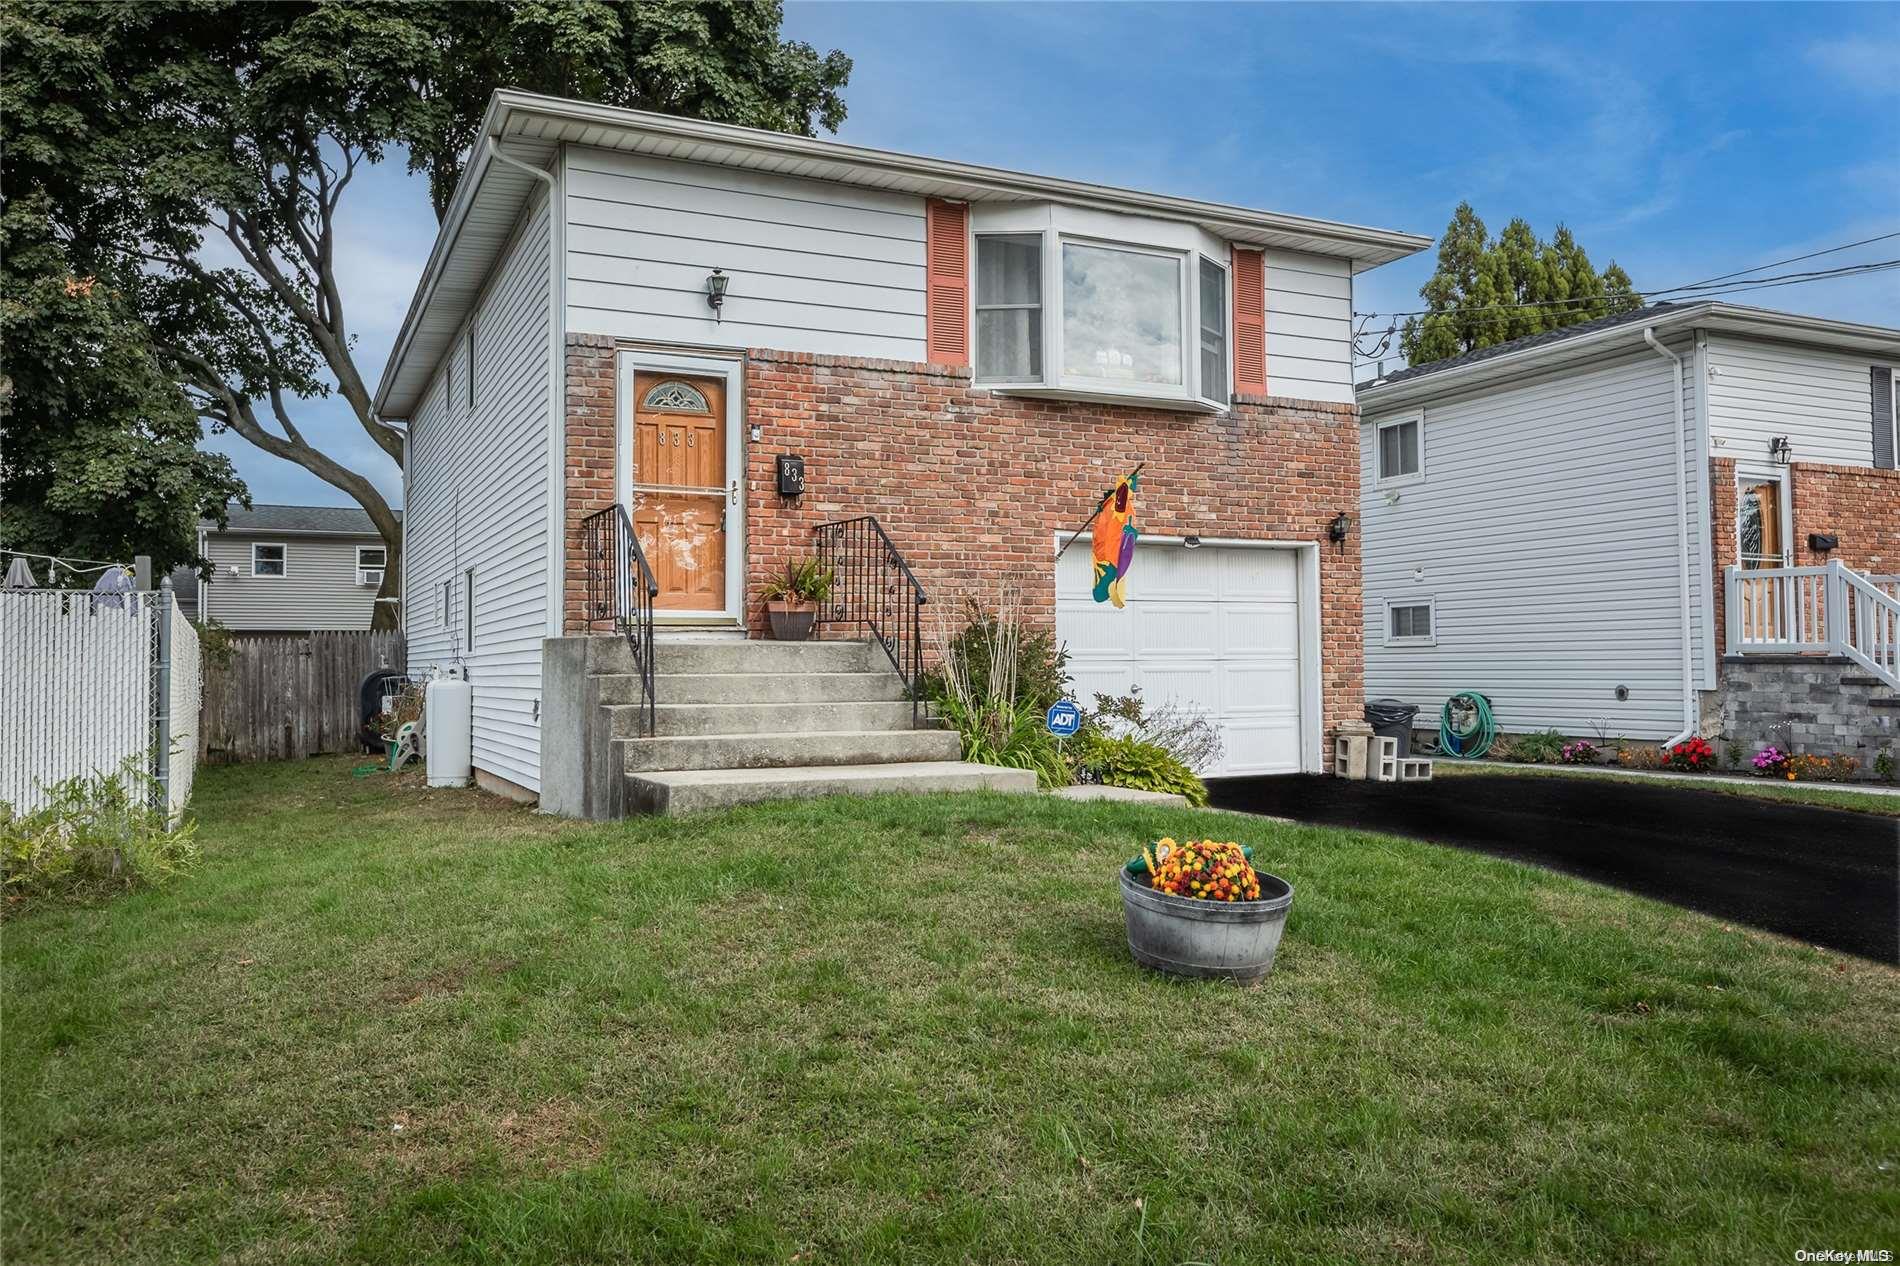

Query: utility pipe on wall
<box><xmin>1643</xmin><ymin>326</ymin><xmax>1698</xmax><ymax>749</ymax></box>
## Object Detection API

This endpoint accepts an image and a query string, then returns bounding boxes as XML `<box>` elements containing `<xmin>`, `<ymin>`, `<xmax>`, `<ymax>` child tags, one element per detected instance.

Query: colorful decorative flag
<box><xmin>1091</xmin><ymin>473</ymin><xmax>1139</xmax><ymax>608</ymax></box>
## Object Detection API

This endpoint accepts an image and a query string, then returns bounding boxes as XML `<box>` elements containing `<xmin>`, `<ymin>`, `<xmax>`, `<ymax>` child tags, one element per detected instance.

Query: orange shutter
<box><xmin>925</xmin><ymin>200</ymin><xmax>970</xmax><ymax>367</ymax></box>
<box><xmin>1231</xmin><ymin>246</ymin><xmax>1266</xmax><ymax>396</ymax></box>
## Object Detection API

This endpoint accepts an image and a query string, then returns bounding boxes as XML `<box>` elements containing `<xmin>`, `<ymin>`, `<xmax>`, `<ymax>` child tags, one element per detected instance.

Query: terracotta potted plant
<box><xmin>760</xmin><ymin>558</ymin><xmax>835</xmax><ymax>642</ymax></box>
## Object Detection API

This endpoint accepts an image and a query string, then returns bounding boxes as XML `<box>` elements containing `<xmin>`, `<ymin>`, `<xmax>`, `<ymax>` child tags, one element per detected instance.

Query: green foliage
<box><xmin>1083</xmin><ymin>687</ymin><xmax>1223</xmax><ymax>774</ymax></box>
<box><xmin>1</xmin><ymin>763</ymin><xmax>198</xmax><ymax>906</ymax></box>
<box><xmin>927</xmin><ymin>596</ymin><xmax>1070</xmax><ymax>714</ymax></box>
<box><xmin>1399</xmin><ymin>203</ymin><xmax>1642</xmax><ymax>366</ymax></box>
<box><xmin>192</xmin><ymin>618</ymin><xmax>237</xmax><ymax>671</ymax></box>
<box><xmin>1877</xmin><ymin>749</ymin><xmax>1896</xmax><ymax>782</ymax></box>
<box><xmin>757</xmin><ymin>557</ymin><xmax>835</xmax><ymax>603</ymax></box>
<box><xmin>0</xmin><ymin>193</ymin><xmax>246</xmax><ymax>579</ymax></box>
<box><xmin>936</xmin><ymin>694</ymin><xmax>1070</xmax><ymax>789</ymax></box>
<box><xmin>1075</xmin><ymin>732</ymin><xmax>1208</xmax><ymax>807</ymax></box>
<box><xmin>1505</xmin><ymin>730</ymin><xmax>1567</xmax><ymax>765</ymax></box>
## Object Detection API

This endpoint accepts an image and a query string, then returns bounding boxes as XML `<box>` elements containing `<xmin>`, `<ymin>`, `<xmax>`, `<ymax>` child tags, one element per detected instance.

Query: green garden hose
<box><xmin>1438</xmin><ymin>692</ymin><xmax>1497</xmax><ymax>759</ymax></box>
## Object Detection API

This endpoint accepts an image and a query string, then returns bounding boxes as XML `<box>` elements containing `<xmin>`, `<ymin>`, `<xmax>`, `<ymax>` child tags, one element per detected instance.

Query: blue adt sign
<box><xmin>1045</xmin><ymin>700</ymin><xmax>1082</xmax><ymax>737</ymax></box>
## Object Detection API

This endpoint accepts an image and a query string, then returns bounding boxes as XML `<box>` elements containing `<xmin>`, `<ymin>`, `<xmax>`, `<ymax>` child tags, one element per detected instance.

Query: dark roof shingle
<box><xmin>206</xmin><ymin>503</ymin><xmax>399</xmax><ymax>535</ymax></box>
<box><xmin>1359</xmin><ymin>303</ymin><xmax>1684</xmax><ymax>391</ymax></box>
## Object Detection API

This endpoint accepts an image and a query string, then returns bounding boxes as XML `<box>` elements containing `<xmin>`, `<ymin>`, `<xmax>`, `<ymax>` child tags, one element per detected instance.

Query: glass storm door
<box><xmin>631</xmin><ymin>374</ymin><xmax>730</xmax><ymax>611</ymax></box>
<box><xmin>1736</xmin><ymin>475</ymin><xmax>1787</xmax><ymax>640</ymax></box>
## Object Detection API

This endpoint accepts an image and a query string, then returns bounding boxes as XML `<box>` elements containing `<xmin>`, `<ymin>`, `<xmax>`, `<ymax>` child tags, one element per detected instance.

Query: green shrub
<box><xmin>937</xmin><ymin>694</ymin><xmax>1070</xmax><ymax>789</ymax></box>
<box><xmin>1084</xmin><ymin>687</ymin><xmax>1223</xmax><ymax>773</ymax></box>
<box><xmin>925</xmin><ymin>595</ymin><xmax>1069</xmax><ymax>714</ymax></box>
<box><xmin>1508</xmin><ymin>730</ymin><xmax>1566</xmax><ymax>765</ymax></box>
<box><xmin>2</xmin><ymin>763</ymin><xmax>198</xmax><ymax>906</ymax></box>
<box><xmin>1075</xmin><ymin>733</ymin><xmax>1208</xmax><ymax>807</ymax></box>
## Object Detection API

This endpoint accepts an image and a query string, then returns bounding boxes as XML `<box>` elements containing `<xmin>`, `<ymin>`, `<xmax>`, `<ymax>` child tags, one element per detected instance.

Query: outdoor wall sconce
<box><xmin>706</xmin><ymin>268</ymin><xmax>729</xmax><ymax>320</ymax></box>
<box><xmin>1183</xmin><ymin>535</ymin><xmax>1202</xmax><ymax>549</ymax></box>
<box><xmin>1327</xmin><ymin>511</ymin><xmax>1353</xmax><ymax>545</ymax></box>
<box><xmin>1808</xmin><ymin>532</ymin><xmax>1839</xmax><ymax>553</ymax></box>
<box><xmin>1769</xmin><ymin>435</ymin><xmax>1792</xmax><ymax>465</ymax></box>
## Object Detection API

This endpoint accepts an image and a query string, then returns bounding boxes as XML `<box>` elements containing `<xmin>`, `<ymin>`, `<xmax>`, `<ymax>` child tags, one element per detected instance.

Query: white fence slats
<box><xmin>0</xmin><ymin>588</ymin><xmax>201</xmax><ymax>818</ymax></box>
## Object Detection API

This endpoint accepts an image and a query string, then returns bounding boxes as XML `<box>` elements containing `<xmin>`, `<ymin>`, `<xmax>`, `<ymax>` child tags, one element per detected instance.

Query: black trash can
<box><xmin>1364</xmin><ymin>699</ymin><xmax>1420</xmax><ymax>758</ymax></box>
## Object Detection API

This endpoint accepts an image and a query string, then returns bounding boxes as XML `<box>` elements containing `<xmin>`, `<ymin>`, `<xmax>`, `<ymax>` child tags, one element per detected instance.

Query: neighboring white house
<box><xmin>1356</xmin><ymin>301</ymin><xmax>1900</xmax><ymax>747</ymax></box>
<box><xmin>373</xmin><ymin>89</ymin><xmax>1428</xmax><ymax>807</ymax></box>
<box><xmin>189</xmin><ymin>503</ymin><xmax>397</xmax><ymax>633</ymax></box>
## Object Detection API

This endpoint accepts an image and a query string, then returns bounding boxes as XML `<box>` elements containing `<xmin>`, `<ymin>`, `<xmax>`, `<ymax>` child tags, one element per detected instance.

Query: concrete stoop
<box><xmin>541</xmin><ymin>635</ymin><xmax>1035</xmax><ymax>817</ymax></box>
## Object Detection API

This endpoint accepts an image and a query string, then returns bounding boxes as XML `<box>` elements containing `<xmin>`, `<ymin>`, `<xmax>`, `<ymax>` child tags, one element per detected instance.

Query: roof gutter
<box><xmin>1643</xmin><ymin>326</ymin><xmax>1699</xmax><ymax>750</ymax></box>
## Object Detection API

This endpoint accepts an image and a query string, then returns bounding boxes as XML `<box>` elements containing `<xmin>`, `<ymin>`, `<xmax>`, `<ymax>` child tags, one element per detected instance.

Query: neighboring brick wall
<box><xmin>740</xmin><ymin>349</ymin><xmax>1364</xmax><ymax>750</ymax></box>
<box><xmin>1790</xmin><ymin>461</ymin><xmax>1900</xmax><ymax>574</ymax></box>
<box><xmin>1710</xmin><ymin>457</ymin><xmax>1900</xmax><ymax>666</ymax></box>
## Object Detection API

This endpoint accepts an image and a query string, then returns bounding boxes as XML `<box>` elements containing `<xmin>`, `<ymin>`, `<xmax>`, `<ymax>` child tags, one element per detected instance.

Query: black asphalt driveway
<box><xmin>1208</xmin><ymin>773</ymin><xmax>1900</xmax><ymax>964</ymax></box>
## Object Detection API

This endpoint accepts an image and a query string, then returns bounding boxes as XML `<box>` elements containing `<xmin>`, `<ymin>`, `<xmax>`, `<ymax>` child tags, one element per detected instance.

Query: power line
<box><xmin>1352</xmin><ymin>256</ymin><xmax>1899</xmax><ymax>324</ymax></box>
<box><xmin>1678</xmin><ymin>230</ymin><xmax>1900</xmax><ymax>290</ymax></box>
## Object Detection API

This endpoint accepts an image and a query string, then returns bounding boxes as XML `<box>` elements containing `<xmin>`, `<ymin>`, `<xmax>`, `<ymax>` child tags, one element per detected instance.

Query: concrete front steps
<box><xmin>582</xmin><ymin>636</ymin><xmax>1034</xmax><ymax>815</ymax></box>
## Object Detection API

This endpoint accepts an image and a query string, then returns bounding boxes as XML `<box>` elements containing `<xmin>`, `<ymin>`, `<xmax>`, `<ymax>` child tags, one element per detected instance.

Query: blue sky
<box><xmin>213</xmin><ymin>1</ymin><xmax>1900</xmax><ymax>508</ymax></box>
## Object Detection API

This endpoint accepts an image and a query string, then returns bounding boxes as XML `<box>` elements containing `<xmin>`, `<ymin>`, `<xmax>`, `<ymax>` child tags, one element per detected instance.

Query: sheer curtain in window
<box><xmin>975</xmin><ymin>235</ymin><xmax>1042</xmax><ymax>381</ymax></box>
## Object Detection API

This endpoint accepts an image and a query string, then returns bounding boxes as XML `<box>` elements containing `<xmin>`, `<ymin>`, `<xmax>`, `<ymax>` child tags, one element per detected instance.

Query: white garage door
<box><xmin>1056</xmin><ymin>543</ymin><xmax>1305</xmax><ymax>777</ymax></box>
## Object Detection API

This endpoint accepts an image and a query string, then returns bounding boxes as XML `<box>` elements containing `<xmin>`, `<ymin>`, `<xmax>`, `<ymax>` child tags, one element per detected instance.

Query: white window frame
<box><xmin>250</xmin><ymin>542</ymin><xmax>287</xmax><ymax>578</ymax></box>
<box><xmin>970</xmin><ymin>223</ymin><xmax>1230</xmax><ymax>411</ymax></box>
<box><xmin>1384</xmin><ymin>596</ymin><xmax>1437</xmax><ymax>646</ymax></box>
<box><xmin>465</xmin><ymin>322</ymin><xmax>477</xmax><ymax>413</ymax></box>
<box><xmin>356</xmin><ymin>545</ymin><xmax>387</xmax><ymax>587</ymax></box>
<box><xmin>437</xmin><ymin>578</ymin><xmax>451</xmax><ymax>628</ymax></box>
<box><xmin>1196</xmin><ymin>253</ymin><xmax>1230</xmax><ymax>410</ymax></box>
<box><xmin>1375</xmin><ymin>412</ymin><xmax>1426</xmax><ymax>487</ymax></box>
<box><xmin>463</xmin><ymin>567</ymin><xmax>475</xmax><ymax>652</ymax></box>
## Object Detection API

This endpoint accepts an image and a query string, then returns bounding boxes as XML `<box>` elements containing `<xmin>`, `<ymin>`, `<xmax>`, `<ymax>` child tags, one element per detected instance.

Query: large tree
<box><xmin>1399</xmin><ymin>203</ymin><xmax>1641</xmax><ymax>367</ymax></box>
<box><xmin>2</xmin><ymin>1</ymin><xmax>850</xmax><ymax>626</ymax></box>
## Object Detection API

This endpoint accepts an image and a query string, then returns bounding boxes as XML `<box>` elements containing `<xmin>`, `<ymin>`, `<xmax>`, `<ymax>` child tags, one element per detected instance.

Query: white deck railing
<box><xmin>1726</xmin><ymin>561</ymin><xmax>1900</xmax><ymax>688</ymax></box>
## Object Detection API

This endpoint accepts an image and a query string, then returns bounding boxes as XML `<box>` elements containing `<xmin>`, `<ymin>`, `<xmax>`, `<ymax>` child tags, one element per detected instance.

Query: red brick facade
<box><xmin>563</xmin><ymin>336</ymin><xmax>1364</xmax><ymax>756</ymax></box>
<box><xmin>1710</xmin><ymin>456</ymin><xmax>1899</xmax><ymax>666</ymax></box>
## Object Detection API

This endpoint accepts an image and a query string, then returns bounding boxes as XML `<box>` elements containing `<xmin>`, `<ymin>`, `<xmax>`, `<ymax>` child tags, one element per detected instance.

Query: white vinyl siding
<box><xmin>1705</xmin><ymin>334</ymin><xmax>1879</xmax><ymax>468</ymax></box>
<box><xmin>1361</xmin><ymin>345</ymin><xmax>1712</xmax><ymax>739</ymax></box>
<box><xmin>1263</xmin><ymin>249</ymin><xmax>1353</xmax><ymax>404</ymax></box>
<box><xmin>200</xmin><ymin>534</ymin><xmax>380</xmax><ymax>630</ymax></box>
<box><xmin>563</xmin><ymin>147</ymin><xmax>926</xmax><ymax>361</ymax></box>
<box><xmin>404</xmin><ymin>188</ymin><xmax>553</xmax><ymax>793</ymax></box>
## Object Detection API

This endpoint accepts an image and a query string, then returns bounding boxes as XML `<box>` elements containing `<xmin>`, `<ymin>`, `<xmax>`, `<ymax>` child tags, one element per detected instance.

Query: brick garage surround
<box><xmin>562</xmin><ymin>336</ymin><xmax>1365</xmax><ymax>758</ymax></box>
<box><xmin>1710</xmin><ymin>457</ymin><xmax>1900</xmax><ymax>668</ymax></box>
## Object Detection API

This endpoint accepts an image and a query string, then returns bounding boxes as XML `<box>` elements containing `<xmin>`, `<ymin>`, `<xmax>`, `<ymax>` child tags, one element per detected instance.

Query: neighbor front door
<box><xmin>631</xmin><ymin>373</ymin><xmax>730</xmax><ymax>612</ymax></box>
<box><xmin>1736</xmin><ymin>474</ymin><xmax>1787</xmax><ymax>640</ymax></box>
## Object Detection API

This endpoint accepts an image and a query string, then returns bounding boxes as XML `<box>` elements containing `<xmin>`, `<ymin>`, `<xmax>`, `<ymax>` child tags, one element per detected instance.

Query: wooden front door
<box><xmin>631</xmin><ymin>374</ymin><xmax>729</xmax><ymax>612</ymax></box>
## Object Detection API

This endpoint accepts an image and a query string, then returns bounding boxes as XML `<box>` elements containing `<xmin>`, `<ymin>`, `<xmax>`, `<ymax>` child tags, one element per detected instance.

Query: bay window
<box><xmin>973</xmin><ymin>222</ymin><xmax>1231</xmax><ymax>409</ymax></box>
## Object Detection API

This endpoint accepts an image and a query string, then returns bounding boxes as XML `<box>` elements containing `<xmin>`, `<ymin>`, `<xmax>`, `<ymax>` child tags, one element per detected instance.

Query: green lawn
<box><xmin>4</xmin><ymin>759</ymin><xmax>1896</xmax><ymax>1264</ymax></box>
<box><xmin>1435</xmin><ymin>758</ymin><xmax>1900</xmax><ymax>816</ymax></box>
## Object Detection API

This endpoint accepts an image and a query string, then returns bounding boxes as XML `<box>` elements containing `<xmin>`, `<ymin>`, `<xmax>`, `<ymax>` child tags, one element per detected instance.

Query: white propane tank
<box><xmin>424</xmin><ymin>666</ymin><xmax>472</xmax><ymax>788</ymax></box>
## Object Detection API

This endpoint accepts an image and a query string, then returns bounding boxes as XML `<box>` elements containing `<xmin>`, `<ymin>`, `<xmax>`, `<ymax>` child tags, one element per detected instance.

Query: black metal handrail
<box><xmin>812</xmin><ymin>516</ymin><xmax>928</xmax><ymax>721</ymax></box>
<box><xmin>581</xmin><ymin>504</ymin><xmax>659</xmax><ymax>737</ymax></box>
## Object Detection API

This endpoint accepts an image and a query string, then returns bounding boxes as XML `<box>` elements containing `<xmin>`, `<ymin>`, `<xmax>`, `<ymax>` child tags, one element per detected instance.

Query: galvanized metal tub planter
<box><xmin>1119</xmin><ymin>857</ymin><xmax>1294</xmax><ymax>985</ymax></box>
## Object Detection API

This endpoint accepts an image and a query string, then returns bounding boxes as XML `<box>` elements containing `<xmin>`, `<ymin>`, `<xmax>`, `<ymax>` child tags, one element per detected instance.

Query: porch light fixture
<box><xmin>1183</xmin><ymin>535</ymin><xmax>1202</xmax><ymax>549</ymax></box>
<box><xmin>1768</xmin><ymin>435</ymin><xmax>1791</xmax><ymax>465</ymax></box>
<box><xmin>1328</xmin><ymin>511</ymin><xmax>1353</xmax><ymax>545</ymax></box>
<box><xmin>706</xmin><ymin>268</ymin><xmax>729</xmax><ymax>320</ymax></box>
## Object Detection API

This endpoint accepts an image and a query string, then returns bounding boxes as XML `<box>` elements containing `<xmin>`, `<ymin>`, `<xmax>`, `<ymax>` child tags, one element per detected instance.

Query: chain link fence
<box><xmin>0</xmin><ymin>584</ymin><xmax>200</xmax><ymax>819</ymax></box>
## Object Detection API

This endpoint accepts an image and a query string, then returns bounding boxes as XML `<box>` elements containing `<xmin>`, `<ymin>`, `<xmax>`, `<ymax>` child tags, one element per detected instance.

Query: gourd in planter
<box><xmin>759</xmin><ymin>558</ymin><xmax>835</xmax><ymax>641</ymax></box>
<box><xmin>1120</xmin><ymin>837</ymin><xmax>1294</xmax><ymax>984</ymax></box>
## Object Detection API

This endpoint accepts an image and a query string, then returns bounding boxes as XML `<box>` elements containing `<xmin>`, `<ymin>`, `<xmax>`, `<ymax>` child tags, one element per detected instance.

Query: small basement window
<box><xmin>356</xmin><ymin>546</ymin><xmax>387</xmax><ymax>587</ymax></box>
<box><xmin>251</xmin><ymin>543</ymin><xmax>286</xmax><ymax>577</ymax></box>
<box><xmin>1377</xmin><ymin>414</ymin><xmax>1424</xmax><ymax>485</ymax></box>
<box><xmin>1386</xmin><ymin>599</ymin><xmax>1436</xmax><ymax>646</ymax></box>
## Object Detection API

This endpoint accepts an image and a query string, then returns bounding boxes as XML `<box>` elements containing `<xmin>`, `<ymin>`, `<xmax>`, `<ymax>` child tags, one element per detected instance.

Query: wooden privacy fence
<box><xmin>200</xmin><ymin>631</ymin><xmax>406</xmax><ymax>763</ymax></box>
